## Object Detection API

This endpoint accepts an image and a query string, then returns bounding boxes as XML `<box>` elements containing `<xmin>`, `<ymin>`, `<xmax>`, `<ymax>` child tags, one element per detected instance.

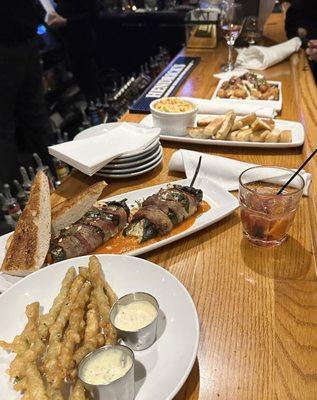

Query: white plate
<box><xmin>96</xmin><ymin>154</ymin><xmax>163</xmax><ymax>179</ymax></box>
<box><xmin>211</xmin><ymin>79</ymin><xmax>283</xmax><ymax>111</ymax></box>
<box><xmin>73</xmin><ymin>123</ymin><xmax>160</xmax><ymax>161</ymax></box>
<box><xmin>141</xmin><ymin>114</ymin><xmax>305</xmax><ymax>148</ymax></box>
<box><xmin>73</xmin><ymin>122</ymin><xmax>137</xmax><ymax>141</ymax></box>
<box><xmin>99</xmin><ymin>145</ymin><xmax>163</xmax><ymax>173</ymax></box>
<box><xmin>0</xmin><ymin>177</ymin><xmax>238</xmax><ymax>291</ymax></box>
<box><xmin>107</xmin><ymin>143</ymin><xmax>160</xmax><ymax>168</ymax></box>
<box><xmin>100</xmin><ymin>146</ymin><xmax>163</xmax><ymax>173</ymax></box>
<box><xmin>0</xmin><ymin>254</ymin><xmax>199</xmax><ymax>400</ymax></box>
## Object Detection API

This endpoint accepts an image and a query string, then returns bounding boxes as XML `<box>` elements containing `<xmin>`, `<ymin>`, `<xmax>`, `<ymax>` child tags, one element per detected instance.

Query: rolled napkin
<box><xmin>49</xmin><ymin>122</ymin><xmax>160</xmax><ymax>176</ymax></box>
<box><xmin>181</xmin><ymin>97</ymin><xmax>275</xmax><ymax>118</ymax></box>
<box><xmin>236</xmin><ymin>37</ymin><xmax>302</xmax><ymax>70</ymax></box>
<box><xmin>169</xmin><ymin>149</ymin><xmax>311</xmax><ymax>196</ymax></box>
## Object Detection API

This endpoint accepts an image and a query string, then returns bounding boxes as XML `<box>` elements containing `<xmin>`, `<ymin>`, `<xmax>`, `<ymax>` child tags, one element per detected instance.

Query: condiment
<box><xmin>3</xmin><ymin>184</ymin><xmax>21</xmax><ymax>226</ymax></box>
<box><xmin>154</xmin><ymin>98</ymin><xmax>194</xmax><ymax>113</ymax></box>
<box><xmin>20</xmin><ymin>166</ymin><xmax>32</xmax><ymax>196</ymax></box>
<box><xmin>81</xmin><ymin>348</ymin><xmax>133</xmax><ymax>385</ymax></box>
<box><xmin>114</xmin><ymin>300</ymin><xmax>157</xmax><ymax>331</ymax></box>
<box><xmin>13</xmin><ymin>180</ymin><xmax>28</xmax><ymax>210</ymax></box>
<box><xmin>33</xmin><ymin>153</ymin><xmax>55</xmax><ymax>192</ymax></box>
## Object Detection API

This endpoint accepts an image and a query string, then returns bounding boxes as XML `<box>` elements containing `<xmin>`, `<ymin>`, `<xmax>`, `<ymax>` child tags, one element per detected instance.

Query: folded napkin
<box><xmin>236</xmin><ymin>37</ymin><xmax>301</xmax><ymax>70</ymax></box>
<box><xmin>181</xmin><ymin>97</ymin><xmax>275</xmax><ymax>118</ymax></box>
<box><xmin>49</xmin><ymin>123</ymin><xmax>160</xmax><ymax>176</ymax></box>
<box><xmin>169</xmin><ymin>150</ymin><xmax>311</xmax><ymax>196</ymax></box>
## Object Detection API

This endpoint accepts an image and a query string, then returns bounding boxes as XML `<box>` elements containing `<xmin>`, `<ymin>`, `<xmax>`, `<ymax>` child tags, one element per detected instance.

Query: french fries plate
<box><xmin>0</xmin><ymin>254</ymin><xmax>199</xmax><ymax>400</ymax></box>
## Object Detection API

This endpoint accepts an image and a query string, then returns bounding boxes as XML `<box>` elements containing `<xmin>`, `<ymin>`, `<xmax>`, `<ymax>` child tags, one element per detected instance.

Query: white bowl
<box><xmin>149</xmin><ymin>98</ymin><xmax>198</xmax><ymax>137</ymax></box>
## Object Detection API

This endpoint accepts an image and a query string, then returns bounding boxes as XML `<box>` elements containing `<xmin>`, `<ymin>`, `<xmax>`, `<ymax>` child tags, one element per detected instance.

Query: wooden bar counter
<box><xmin>52</xmin><ymin>13</ymin><xmax>317</xmax><ymax>399</ymax></box>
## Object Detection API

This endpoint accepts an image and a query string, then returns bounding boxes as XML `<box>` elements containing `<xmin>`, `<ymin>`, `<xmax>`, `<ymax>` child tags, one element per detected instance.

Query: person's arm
<box><xmin>52</xmin><ymin>0</ymin><xmax>100</xmax><ymax>31</ymax></box>
<box><xmin>285</xmin><ymin>5</ymin><xmax>308</xmax><ymax>39</ymax></box>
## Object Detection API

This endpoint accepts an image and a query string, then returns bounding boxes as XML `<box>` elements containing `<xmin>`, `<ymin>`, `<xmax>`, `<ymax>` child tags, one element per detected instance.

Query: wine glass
<box><xmin>219</xmin><ymin>1</ymin><xmax>245</xmax><ymax>72</ymax></box>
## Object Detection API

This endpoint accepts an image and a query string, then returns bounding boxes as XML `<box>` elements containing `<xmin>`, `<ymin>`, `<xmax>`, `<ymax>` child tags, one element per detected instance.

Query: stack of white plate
<box><xmin>96</xmin><ymin>138</ymin><xmax>163</xmax><ymax>178</ymax></box>
<box><xmin>73</xmin><ymin>122</ymin><xmax>163</xmax><ymax>179</ymax></box>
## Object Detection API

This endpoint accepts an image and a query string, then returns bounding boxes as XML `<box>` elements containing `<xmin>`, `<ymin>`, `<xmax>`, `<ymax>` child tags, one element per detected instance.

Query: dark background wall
<box><xmin>239</xmin><ymin>0</ymin><xmax>260</xmax><ymax>17</ymax></box>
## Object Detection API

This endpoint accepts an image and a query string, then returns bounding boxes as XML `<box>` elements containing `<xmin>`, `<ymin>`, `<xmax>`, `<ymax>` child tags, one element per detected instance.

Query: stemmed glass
<box><xmin>219</xmin><ymin>2</ymin><xmax>245</xmax><ymax>71</ymax></box>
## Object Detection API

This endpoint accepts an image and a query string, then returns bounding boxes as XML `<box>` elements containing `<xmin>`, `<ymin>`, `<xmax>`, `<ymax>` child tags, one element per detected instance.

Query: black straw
<box><xmin>190</xmin><ymin>156</ymin><xmax>202</xmax><ymax>187</ymax></box>
<box><xmin>277</xmin><ymin>148</ymin><xmax>317</xmax><ymax>194</ymax></box>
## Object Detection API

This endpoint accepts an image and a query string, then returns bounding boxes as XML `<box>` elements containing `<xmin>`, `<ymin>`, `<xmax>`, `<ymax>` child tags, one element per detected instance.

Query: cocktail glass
<box><xmin>239</xmin><ymin>166</ymin><xmax>305</xmax><ymax>247</ymax></box>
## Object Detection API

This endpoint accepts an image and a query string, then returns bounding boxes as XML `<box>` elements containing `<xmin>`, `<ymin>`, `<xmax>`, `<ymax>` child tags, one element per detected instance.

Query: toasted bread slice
<box><xmin>251</xmin><ymin>118</ymin><xmax>271</xmax><ymax>132</ymax></box>
<box><xmin>51</xmin><ymin>181</ymin><xmax>107</xmax><ymax>238</ymax></box>
<box><xmin>231</xmin><ymin>113</ymin><xmax>257</xmax><ymax>132</ymax></box>
<box><xmin>265</xmin><ymin>128</ymin><xmax>281</xmax><ymax>142</ymax></box>
<box><xmin>203</xmin><ymin>116</ymin><xmax>225</xmax><ymax>138</ymax></box>
<box><xmin>1</xmin><ymin>171</ymin><xmax>51</xmax><ymax>276</ymax></box>
<box><xmin>279</xmin><ymin>130</ymin><xmax>292</xmax><ymax>143</ymax></box>
<box><xmin>187</xmin><ymin>127</ymin><xmax>206</xmax><ymax>139</ymax></box>
<box><xmin>215</xmin><ymin>111</ymin><xmax>236</xmax><ymax>140</ymax></box>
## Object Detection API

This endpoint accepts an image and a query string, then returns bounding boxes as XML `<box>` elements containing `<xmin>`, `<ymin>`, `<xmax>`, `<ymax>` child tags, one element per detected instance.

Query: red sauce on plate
<box><xmin>93</xmin><ymin>200</ymin><xmax>211</xmax><ymax>255</ymax></box>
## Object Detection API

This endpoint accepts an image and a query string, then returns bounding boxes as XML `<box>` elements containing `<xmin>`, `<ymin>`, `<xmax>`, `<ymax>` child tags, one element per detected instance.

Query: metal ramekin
<box><xmin>78</xmin><ymin>344</ymin><xmax>135</xmax><ymax>400</ymax></box>
<box><xmin>110</xmin><ymin>292</ymin><xmax>159</xmax><ymax>351</ymax></box>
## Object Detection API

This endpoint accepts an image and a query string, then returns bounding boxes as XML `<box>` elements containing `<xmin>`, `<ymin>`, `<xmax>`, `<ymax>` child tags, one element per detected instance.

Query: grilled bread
<box><xmin>51</xmin><ymin>181</ymin><xmax>107</xmax><ymax>238</ymax></box>
<box><xmin>1</xmin><ymin>171</ymin><xmax>51</xmax><ymax>276</ymax></box>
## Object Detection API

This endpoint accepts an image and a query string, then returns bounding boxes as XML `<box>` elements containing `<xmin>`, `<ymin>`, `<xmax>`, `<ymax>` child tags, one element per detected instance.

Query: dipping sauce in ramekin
<box><xmin>81</xmin><ymin>347</ymin><xmax>133</xmax><ymax>385</ymax></box>
<box><xmin>114</xmin><ymin>300</ymin><xmax>158</xmax><ymax>331</ymax></box>
<box><xmin>153</xmin><ymin>98</ymin><xmax>195</xmax><ymax>113</ymax></box>
<box><xmin>110</xmin><ymin>292</ymin><xmax>159</xmax><ymax>350</ymax></box>
<box><xmin>78</xmin><ymin>345</ymin><xmax>135</xmax><ymax>400</ymax></box>
<box><xmin>150</xmin><ymin>97</ymin><xmax>197</xmax><ymax>137</ymax></box>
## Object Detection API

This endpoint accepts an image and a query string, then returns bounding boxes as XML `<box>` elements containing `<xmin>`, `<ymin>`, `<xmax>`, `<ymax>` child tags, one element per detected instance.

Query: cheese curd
<box><xmin>154</xmin><ymin>98</ymin><xmax>194</xmax><ymax>113</ymax></box>
<box><xmin>81</xmin><ymin>348</ymin><xmax>133</xmax><ymax>385</ymax></box>
<box><xmin>114</xmin><ymin>300</ymin><xmax>157</xmax><ymax>331</ymax></box>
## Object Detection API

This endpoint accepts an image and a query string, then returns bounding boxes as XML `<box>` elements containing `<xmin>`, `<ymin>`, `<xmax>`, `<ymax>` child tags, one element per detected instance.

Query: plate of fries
<box><xmin>141</xmin><ymin>112</ymin><xmax>304</xmax><ymax>148</ymax></box>
<box><xmin>0</xmin><ymin>255</ymin><xmax>199</xmax><ymax>400</ymax></box>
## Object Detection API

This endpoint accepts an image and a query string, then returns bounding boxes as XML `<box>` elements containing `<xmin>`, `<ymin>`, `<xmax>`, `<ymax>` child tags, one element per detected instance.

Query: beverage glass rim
<box><xmin>238</xmin><ymin>166</ymin><xmax>305</xmax><ymax>196</ymax></box>
<box><xmin>221</xmin><ymin>1</ymin><xmax>243</xmax><ymax>8</ymax></box>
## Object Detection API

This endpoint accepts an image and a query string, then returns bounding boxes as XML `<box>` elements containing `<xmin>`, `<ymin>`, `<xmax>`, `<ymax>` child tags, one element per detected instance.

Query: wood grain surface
<box><xmin>51</xmin><ymin>13</ymin><xmax>317</xmax><ymax>400</ymax></box>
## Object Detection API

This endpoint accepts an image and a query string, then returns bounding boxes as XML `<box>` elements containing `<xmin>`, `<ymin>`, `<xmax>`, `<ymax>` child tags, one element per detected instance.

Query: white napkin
<box><xmin>48</xmin><ymin>123</ymin><xmax>160</xmax><ymax>176</ymax></box>
<box><xmin>213</xmin><ymin>67</ymin><xmax>249</xmax><ymax>80</ymax></box>
<box><xmin>236</xmin><ymin>37</ymin><xmax>302</xmax><ymax>70</ymax></box>
<box><xmin>169</xmin><ymin>149</ymin><xmax>311</xmax><ymax>196</ymax></box>
<box><xmin>181</xmin><ymin>97</ymin><xmax>275</xmax><ymax>118</ymax></box>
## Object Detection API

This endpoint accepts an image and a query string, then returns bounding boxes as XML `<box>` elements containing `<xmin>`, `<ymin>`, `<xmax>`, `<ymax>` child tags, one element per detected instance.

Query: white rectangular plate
<box><xmin>141</xmin><ymin>114</ymin><xmax>305</xmax><ymax>148</ymax></box>
<box><xmin>211</xmin><ymin>79</ymin><xmax>283</xmax><ymax>111</ymax></box>
<box><xmin>0</xmin><ymin>177</ymin><xmax>239</xmax><ymax>291</ymax></box>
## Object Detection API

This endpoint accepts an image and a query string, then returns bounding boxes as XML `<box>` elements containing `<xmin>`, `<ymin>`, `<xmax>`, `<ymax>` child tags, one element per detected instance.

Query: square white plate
<box><xmin>0</xmin><ymin>177</ymin><xmax>239</xmax><ymax>291</ymax></box>
<box><xmin>141</xmin><ymin>114</ymin><xmax>305</xmax><ymax>148</ymax></box>
<box><xmin>211</xmin><ymin>79</ymin><xmax>283</xmax><ymax>111</ymax></box>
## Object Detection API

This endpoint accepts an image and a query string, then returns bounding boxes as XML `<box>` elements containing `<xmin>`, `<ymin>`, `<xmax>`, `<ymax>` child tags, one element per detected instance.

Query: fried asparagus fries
<box><xmin>0</xmin><ymin>256</ymin><xmax>117</xmax><ymax>400</ymax></box>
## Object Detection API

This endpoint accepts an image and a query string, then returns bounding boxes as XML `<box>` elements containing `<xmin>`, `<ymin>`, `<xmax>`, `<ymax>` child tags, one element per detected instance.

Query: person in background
<box><xmin>306</xmin><ymin>40</ymin><xmax>317</xmax><ymax>62</ymax></box>
<box><xmin>285</xmin><ymin>0</ymin><xmax>317</xmax><ymax>43</ymax></box>
<box><xmin>47</xmin><ymin>0</ymin><xmax>102</xmax><ymax>103</ymax></box>
<box><xmin>284</xmin><ymin>0</ymin><xmax>317</xmax><ymax>79</ymax></box>
<box><xmin>0</xmin><ymin>1</ymin><xmax>55</xmax><ymax>187</ymax></box>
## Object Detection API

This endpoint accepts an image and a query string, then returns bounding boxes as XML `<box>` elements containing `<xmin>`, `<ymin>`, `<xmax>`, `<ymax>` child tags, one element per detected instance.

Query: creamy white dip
<box><xmin>82</xmin><ymin>348</ymin><xmax>132</xmax><ymax>385</ymax></box>
<box><xmin>114</xmin><ymin>300</ymin><xmax>157</xmax><ymax>331</ymax></box>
